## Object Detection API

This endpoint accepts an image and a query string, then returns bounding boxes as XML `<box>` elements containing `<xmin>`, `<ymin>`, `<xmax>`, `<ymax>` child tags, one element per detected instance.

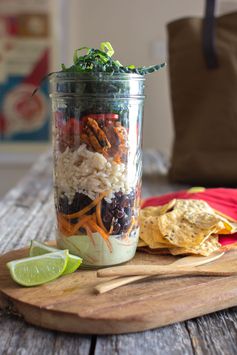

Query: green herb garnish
<box><xmin>61</xmin><ymin>41</ymin><xmax>166</xmax><ymax>75</ymax></box>
<box><xmin>32</xmin><ymin>41</ymin><xmax>165</xmax><ymax>97</ymax></box>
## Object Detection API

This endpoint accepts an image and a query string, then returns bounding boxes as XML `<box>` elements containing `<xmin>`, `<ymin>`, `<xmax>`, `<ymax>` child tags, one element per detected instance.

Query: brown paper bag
<box><xmin>168</xmin><ymin>0</ymin><xmax>237</xmax><ymax>185</ymax></box>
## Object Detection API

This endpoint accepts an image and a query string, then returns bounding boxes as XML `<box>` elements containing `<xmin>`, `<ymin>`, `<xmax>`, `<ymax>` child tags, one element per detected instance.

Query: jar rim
<box><xmin>50</xmin><ymin>71</ymin><xmax>145</xmax><ymax>82</ymax></box>
<box><xmin>49</xmin><ymin>94</ymin><xmax>145</xmax><ymax>99</ymax></box>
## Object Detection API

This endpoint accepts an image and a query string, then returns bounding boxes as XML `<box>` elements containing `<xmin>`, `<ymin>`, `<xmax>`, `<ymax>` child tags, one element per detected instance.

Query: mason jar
<box><xmin>50</xmin><ymin>72</ymin><xmax>145</xmax><ymax>267</ymax></box>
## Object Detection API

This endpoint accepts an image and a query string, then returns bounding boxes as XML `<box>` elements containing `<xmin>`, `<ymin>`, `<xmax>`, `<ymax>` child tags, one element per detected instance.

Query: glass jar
<box><xmin>50</xmin><ymin>72</ymin><xmax>145</xmax><ymax>267</ymax></box>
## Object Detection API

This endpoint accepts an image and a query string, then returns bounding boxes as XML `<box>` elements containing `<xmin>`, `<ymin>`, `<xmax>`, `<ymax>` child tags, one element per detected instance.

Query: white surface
<box><xmin>218</xmin><ymin>0</ymin><xmax>237</xmax><ymax>14</ymax></box>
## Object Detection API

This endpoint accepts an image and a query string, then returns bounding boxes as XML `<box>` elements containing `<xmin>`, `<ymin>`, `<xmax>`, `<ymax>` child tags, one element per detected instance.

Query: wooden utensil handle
<box><xmin>95</xmin><ymin>269</ymin><xmax>235</xmax><ymax>294</ymax></box>
<box><xmin>97</xmin><ymin>265</ymin><xmax>175</xmax><ymax>277</ymax></box>
<box><xmin>95</xmin><ymin>275</ymin><xmax>148</xmax><ymax>294</ymax></box>
<box><xmin>97</xmin><ymin>265</ymin><xmax>236</xmax><ymax>277</ymax></box>
<box><xmin>95</xmin><ymin>252</ymin><xmax>226</xmax><ymax>293</ymax></box>
<box><xmin>95</xmin><ymin>270</ymin><xmax>235</xmax><ymax>294</ymax></box>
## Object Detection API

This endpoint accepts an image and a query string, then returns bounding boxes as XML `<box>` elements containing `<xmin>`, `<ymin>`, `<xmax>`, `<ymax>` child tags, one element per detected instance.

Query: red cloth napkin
<box><xmin>142</xmin><ymin>188</ymin><xmax>237</xmax><ymax>246</ymax></box>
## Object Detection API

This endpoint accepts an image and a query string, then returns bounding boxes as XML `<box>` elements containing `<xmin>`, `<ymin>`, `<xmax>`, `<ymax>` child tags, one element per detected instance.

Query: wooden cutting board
<box><xmin>1</xmin><ymin>244</ymin><xmax>237</xmax><ymax>335</ymax></box>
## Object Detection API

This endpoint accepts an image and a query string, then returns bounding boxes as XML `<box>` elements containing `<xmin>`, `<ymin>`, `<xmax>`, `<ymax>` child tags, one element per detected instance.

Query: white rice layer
<box><xmin>55</xmin><ymin>144</ymin><xmax>132</xmax><ymax>203</ymax></box>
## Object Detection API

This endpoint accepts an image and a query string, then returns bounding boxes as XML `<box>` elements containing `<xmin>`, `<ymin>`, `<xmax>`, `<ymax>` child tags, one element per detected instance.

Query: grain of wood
<box><xmin>94</xmin><ymin>323</ymin><xmax>194</xmax><ymax>355</ymax></box>
<box><xmin>186</xmin><ymin>310</ymin><xmax>237</xmax><ymax>355</ymax></box>
<box><xmin>0</xmin><ymin>311</ymin><xmax>91</xmax><ymax>355</ymax></box>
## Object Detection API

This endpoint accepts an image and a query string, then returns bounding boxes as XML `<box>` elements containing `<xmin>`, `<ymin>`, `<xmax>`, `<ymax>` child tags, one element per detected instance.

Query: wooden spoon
<box><xmin>94</xmin><ymin>252</ymin><xmax>224</xmax><ymax>294</ymax></box>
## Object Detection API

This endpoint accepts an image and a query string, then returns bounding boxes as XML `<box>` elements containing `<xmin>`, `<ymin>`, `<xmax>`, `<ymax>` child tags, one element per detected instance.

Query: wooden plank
<box><xmin>95</xmin><ymin>323</ymin><xmax>194</xmax><ymax>355</ymax></box>
<box><xmin>0</xmin><ymin>310</ymin><xmax>91</xmax><ymax>355</ymax></box>
<box><xmin>186</xmin><ymin>310</ymin><xmax>237</xmax><ymax>355</ymax></box>
<box><xmin>0</xmin><ymin>152</ymin><xmax>92</xmax><ymax>354</ymax></box>
<box><xmin>3</xmin><ymin>153</ymin><xmax>53</xmax><ymax>208</ymax></box>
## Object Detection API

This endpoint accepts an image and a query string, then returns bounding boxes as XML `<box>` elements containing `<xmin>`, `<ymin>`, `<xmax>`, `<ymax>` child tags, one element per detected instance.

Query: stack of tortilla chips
<box><xmin>139</xmin><ymin>199</ymin><xmax>237</xmax><ymax>256</ymax></box>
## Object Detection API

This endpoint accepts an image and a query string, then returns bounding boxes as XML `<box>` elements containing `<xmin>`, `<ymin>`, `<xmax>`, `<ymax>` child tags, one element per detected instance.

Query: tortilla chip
<box><xmin>213</xmin><ymin>209</ymin><xmax>237</xmax><ymax>223</ymax></box>
<box><xmin>139</xmin><ymin>198</ymin><xmax>233</xmax><ymax>256</ymax></box>
<box><xmin>140</xmin><ymin>199</ymin><xmax>176</xmax><ymax>218</ymax></box>
<box><xmin>212</xmin><ymin>213</ymin><xmax>237</xmax><ymax>234</ymax></box>
<box><xmin>158</xmin><ymin>210</ymin><xmax>214</xmax><ymax>248</ymax></box>
<box><xmin>140</xmin><ymin>207</ymin><xmax>163</xmax><ymax>218</ymax></box>
<box><xmin>140</xmin><ymin>224</ymin><xmax>173</xmax><ymax>248</ymax></box>
<box><xmin>158</xmin><ymin>200</ymin><xmax>231</xmax><ymax>248</ymax></box>
<box><xmin>169</xmin><ymin>236</ymin><xmax>221</xmax><ymax>257</ymax></box>
<box><xmin>183</xmin><ymin>212</ymin><xmax>223</xmax><ymax>229</ymax></box>
<box><xmin>159</xmin><ymin>199</ymin><xmax>176</xmax><ymax>215</ymax></box>
<box><xmin>174</xmin><ymin>199</ymin><xmax>214</xmax><ymax>214</ymax></box>
<box><xmin>140</xmin><ymin>206</ymin><xmax>175</xmax><ymax>247</ymax></box>
<box><xmin>174</xmin><ymin>199</ymin><xmax>234</xmax><ymax>233</ymax></box>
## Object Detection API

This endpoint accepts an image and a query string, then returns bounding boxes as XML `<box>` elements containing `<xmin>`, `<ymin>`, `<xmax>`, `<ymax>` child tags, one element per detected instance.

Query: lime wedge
<box><xmin>29</xmin><ymin>240</ymin><xmax>82</xmax><ymax>275</ymax></box>
<box><xmin>7</xmin><ymin>250</ymin><xmax>69</xmax><ymax>287</ymax></box>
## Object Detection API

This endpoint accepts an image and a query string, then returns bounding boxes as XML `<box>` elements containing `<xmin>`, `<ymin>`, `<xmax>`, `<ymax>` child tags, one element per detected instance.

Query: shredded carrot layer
<box><xmin>87</xmin><ymin>219</ymin><xmax>112</xmax><ymax>252</ymax></box>
<box><xmin>108</xmin><ymin>217</ymin><xmax>115</xmax><ymax>234</ymax></box>
<box><xmin>58</xmin><ymin>225</ymin><xmax>72</xmax><ymax>237</ymax></box>
<box><xmin>83</xmin><ymin>223</ymin><xmax>96</xmax><ymax>246</ymax></box>
<box><xmin>63</xmin><ymin>191</ymin><xmax>108</xmax><ymax>219</ymax></box>
<box><xmin>88</xmin><ymin>219</ymin><xmax>109</xmax><ymax>240</ymax></box>
<box><xmin>71</xmin><ymin>215</ymin><xmax>92</xmax><ymax>234</ymax></box>
<box><xmin>57</xmin><ymin>191</ymin><xmax>115</xmax><ymax>252</ymax></box>
<box><xmin>96</xmin><ymin>200</ymin><xmax>107</xmax><ymax>232</ymax></box>
<box><xmin>92</xmin><ymin>213</ymin><xmax>97</xmax><ymax>223</ymax></box>
<box><xmin>57</xmin><ymin>213</ymin><xmax>74</xmax><ymax>235</ymax></box>
<box><xmin>124</xmin><ymin>217</ymin><xmax>135</xmax><ymax>240</ymax></box>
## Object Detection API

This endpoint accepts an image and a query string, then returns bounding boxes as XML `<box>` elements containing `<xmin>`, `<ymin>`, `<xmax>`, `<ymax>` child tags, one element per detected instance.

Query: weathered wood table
<box><xmin>1</xmin><ymin>152</ymin><xmax>237</xmax><ymax>355</ymax></box>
